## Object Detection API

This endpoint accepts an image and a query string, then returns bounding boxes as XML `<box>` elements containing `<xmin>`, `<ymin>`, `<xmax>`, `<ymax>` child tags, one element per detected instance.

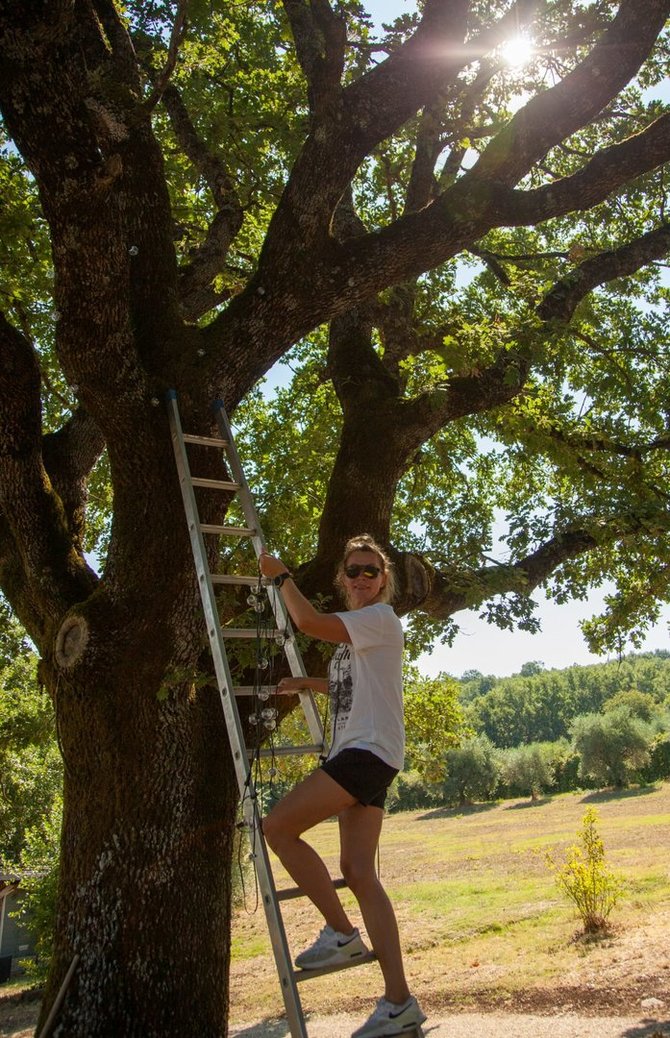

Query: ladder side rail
<box><xmin>167</xmin><ymin>392</ymin><xmax>256</xmax><ymax>796</ymax></box>
<box><xmin>167</xmin><ymin>392</ymin><xmax>309</xmax><ymax>1038</ymax></box>
<box><xmin>241</xmin><ymin>799</ymin><xmax>310</xmax><ymax>1038</ymax></box>
<box><xmin>213</xmin><ymin>400</ymin><xmax>325</xmax><ymax>747</ymax></box>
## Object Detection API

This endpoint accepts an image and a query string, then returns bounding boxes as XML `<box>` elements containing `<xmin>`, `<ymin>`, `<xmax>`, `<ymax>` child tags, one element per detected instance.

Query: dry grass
<box><xmin>230</xmin><ymin>783</ymin><xmax>670</xmax><ymax>1025</ymax></box>
<box><xmin>2</xmin><ymin>784</ymin><xmax>669</xmax><ymax>1036</ymax></box>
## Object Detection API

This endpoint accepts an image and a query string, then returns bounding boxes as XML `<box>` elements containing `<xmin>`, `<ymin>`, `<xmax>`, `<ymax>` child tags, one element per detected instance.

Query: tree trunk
<box><xmin>38</xmin><ymin>611</ymin><xmax>239</xmax><ymax>1037</ymax></box>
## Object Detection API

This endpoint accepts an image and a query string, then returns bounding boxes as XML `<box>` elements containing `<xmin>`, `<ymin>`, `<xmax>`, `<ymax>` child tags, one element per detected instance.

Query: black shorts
<box><xmin>321</xmin><ymin>748</ymin><xmax>398</xmax><ymax>809</ymax></box>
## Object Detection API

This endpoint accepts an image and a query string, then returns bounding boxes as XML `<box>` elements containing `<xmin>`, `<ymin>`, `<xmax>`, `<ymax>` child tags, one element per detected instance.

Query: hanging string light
<box><xmin>237</xmin><ymin>564</ymin><xmax>285</xmax><ymax>911</ymax></box>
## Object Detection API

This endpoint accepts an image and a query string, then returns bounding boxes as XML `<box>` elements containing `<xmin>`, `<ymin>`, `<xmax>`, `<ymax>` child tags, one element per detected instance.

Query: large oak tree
<box><xmin>1</xmin><ymin>0</ymin><xmax>669</xmax><ymax>1034</ymax></box>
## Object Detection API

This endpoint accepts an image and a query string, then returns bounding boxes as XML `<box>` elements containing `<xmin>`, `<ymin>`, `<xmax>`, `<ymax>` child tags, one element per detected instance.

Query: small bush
<box><xmin>12</xmin><ymin>796</ymin><xmax>62</xmax><ymax>981</ymax></box>
<box><xmin>570</xmin><ymin>708</ymin><xmax>654</xmax><ymax>788</ymax></box>
<box><xmin>546</xmin><ymin>806</ymin><xmax>624</xmax><ymax>934</ymax></box>
<box><xmin>442</xmin><ymin>735</ymin><xmax>500</xmax><ymax>806</ymax></box>
<box><xmin>387</xmin><ymin>770</ymin><xmax>443</xmax><ymax>812</ymax></box>
<box><xmin>499</xmin><ymin>742</ymin><xmax>555</xmax><ymax>801</ymax></box>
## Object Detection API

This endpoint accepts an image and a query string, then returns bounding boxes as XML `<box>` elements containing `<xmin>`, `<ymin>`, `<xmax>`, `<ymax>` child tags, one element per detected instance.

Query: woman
<box><xmin>259</xmin><ymin>535</ymin><xmax>426</xmax><ymax>1038</ymax></box>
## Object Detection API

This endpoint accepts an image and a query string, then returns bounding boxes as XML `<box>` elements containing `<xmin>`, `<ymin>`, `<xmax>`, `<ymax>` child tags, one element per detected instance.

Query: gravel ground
<box><xmin>1</xmin><ymin>995</ymin><xmax>669</xmax><ymax>1038</ymax></box>
<box><xmin>229</xmin><ymin>1011</ymin><xmax>670</xmax><ymax>1038</ymax></box>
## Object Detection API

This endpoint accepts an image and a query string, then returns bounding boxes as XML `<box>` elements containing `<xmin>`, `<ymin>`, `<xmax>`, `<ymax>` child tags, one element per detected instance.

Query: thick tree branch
<box><xmin>376</xmin><ymin>285</ymin><xmax>421</xmax><ymax>381</ymax></box>
<box><xmin>0</xmin><ymin>313</ymin><xmax>98</xmax><ymax>635</ymax></box>
<box><xmin>317</xmin><ymin>312</ymin><xmax>530</xmax><ymax>569</ymax></box>
<box><xmin>0</xmin><ymin>310</ymin><xmax>41</xmax><ymax>450</ymax></box>
<box><xmin>161</xmin><ymin>84</ymin><xmax>244</xmax><ymax>321</ymax></box>
<box><xmin>42</xmin><ymin>409</ymin><xmax>106</xmax><ymax>551</ymax></box>
<box><xmin>405</xmin><ymin>103</ymin><xmax>445</xmax><ymax>215</ymax></box>
<box><xmin>211</xmin><ymin>89</ymin><xmax>667</xmax><ymax>393</ymax></box>
<box><xmin>417</xmin><ymin>506</ymin><xmax>670</xmax><ymax>620</ymax></box>
<box><xmin>539</xmin><ymin>222</ymin><xmax>670</xmax><ymax>321</ymax></box>
<box><xmin>282</xmin><ymin>0</ymin><xmax>346</xmax><ymax>117</ymax></box>
<box><xmin>343</xmin><ymin>0</ymin><xmax>534</xmax><ymax>155</ymax></box>
<box><xmin>205</xmin><ymin>3</ymin><xmax>669</xmax><ymax>383</ymax></box>
<box><xmin>474</xmin><ymin>0</ymin><xmax>670</xmax><ymax>186</ymax></box>
<box><xmin>144</xmin><ymin>1</ymin><xmax>189</xmax><ymax>113</ymax></box>
<box><xmin>315</xmin><ymin>112</ymin><xmax>670</xmax><ymax>301</ymax></box>
<box><xmin>499</xmin><ymin>113</ymin><xmax>670</xmax><ymax>227</ymax></box>
<box><xmin>265</xmin><ymin>0</ymin><xmax>669</xmax><ymax>304</ymax></box>
<box><xmin>253</xmin><ymin>0</ymin><xmax>474</xmax><ymax>258</ymax></box>
<box><xmin>534</xmin><ymin>420</ymin><xmax>670</xmax><ymax>465</ymax></box>
<box><xmin>90</xmin><ymin>0</ymin><xmax>140</xmax><ymax>84</ymax></box>
<box><xmin>419</xmin><ymin>528</ymin><xmax>599</xmax><ymax>618</ymax></box>
<box><xmin>327</xmin><ymin>306</ymin><xmax>398</xmax><ymax>414</ymax></box>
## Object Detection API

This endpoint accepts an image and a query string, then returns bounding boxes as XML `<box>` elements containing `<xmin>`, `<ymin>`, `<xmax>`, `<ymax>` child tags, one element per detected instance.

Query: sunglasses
<box><xmin>344</xmin><ymin>564</ymin><xmax>382</xmax><ymax>579</ymax></box>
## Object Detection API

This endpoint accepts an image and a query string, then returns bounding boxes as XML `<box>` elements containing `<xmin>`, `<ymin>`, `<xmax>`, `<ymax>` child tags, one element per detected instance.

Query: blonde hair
<box><xmin>335</xmin><ymin>534</ymin><xmax>397</xmax><ymax>606</ymax></box>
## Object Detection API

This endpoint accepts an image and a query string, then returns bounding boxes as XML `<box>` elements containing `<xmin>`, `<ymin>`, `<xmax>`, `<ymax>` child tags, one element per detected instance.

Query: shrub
<box><xmin>499</xmin><ymin>742</ymin><xmax>555</xmax><ymax>800</ymax></box>
<box><xmin>403</xmin><ymin>669</ymin><xmax>464</xmax><ymax>783</ymax></box>
<box><xmin>442</xmin><ymin>735</ymin><xmax>500</xmax><ymax>806</ymax></box>
<box><xmin>13</xmin><ymin>795</ymin><xmax>62</xmax><ymax>981</ymax></box>
<box><xmin>387</xmin><ymin>770</ymin><xmax>443</xmax><ymax>812</ymax></box>
<box><xmin>546</xmin><ymin>806</ymin><xmax>624</xmax><ymax>934</ymax></box>
<box><xmin>570</xmin><ymin>707</ymin><xmax>654</xmax><ymax>787</ymax></box>
<box><xmin>640</xmin><ymin>731</ymin><xmax>670</xmax><ymax>784</ymax></box>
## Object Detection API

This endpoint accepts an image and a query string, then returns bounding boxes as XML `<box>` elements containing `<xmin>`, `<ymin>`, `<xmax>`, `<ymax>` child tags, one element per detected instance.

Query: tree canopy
<box><xmin>1</xmin><ymin>1</ymin><xmax>670</xmax><ymax>1034</ymax></box>
<box><xmin>3</xmin><ymin>0</ymin><xmax>670</xmax><ymax>651</ymax></box>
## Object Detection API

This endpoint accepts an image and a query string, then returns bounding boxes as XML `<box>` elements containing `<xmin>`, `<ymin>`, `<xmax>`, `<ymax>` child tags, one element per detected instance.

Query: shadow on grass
<box><xmin>504</xmin><ymin>796</ymin><xmax>552</xmax><ymax>810</ymax></box>
<box><xmin>230</xmin><ymin>1018</ymin><xmax>289</xmax><ymax>1037</ymax></box>
<box><xmin>580</xmin><ymin>785</ymin><xmax>659</xmax><ymax>804</ymax></box>
<box><xmin>622</xmin><ymin>1019</ymin><xmax>670</xmax><ymax>1037</ymax></box>
<box><xmin>416</xmin><ymin>802</ymin><xmax>499</xmax><ymax>821</ymax></box>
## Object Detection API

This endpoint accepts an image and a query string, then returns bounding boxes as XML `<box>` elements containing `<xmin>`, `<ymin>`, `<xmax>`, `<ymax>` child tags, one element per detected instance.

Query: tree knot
<box><xmin>55</xmin><ymin>613</ymin><xmax>90</xmax><ymax>670</ymax></box>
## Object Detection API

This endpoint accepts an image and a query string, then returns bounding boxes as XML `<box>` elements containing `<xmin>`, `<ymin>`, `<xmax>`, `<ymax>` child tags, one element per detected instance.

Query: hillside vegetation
<box><xmin>460</xmin><ymin>650</ymin><xmax>670</xmax><ymax>746</ymax></box>
<box><xmin>386</xmin><ymin>651</ymin><xmax>670</xmax><ymax>811</ymax></box>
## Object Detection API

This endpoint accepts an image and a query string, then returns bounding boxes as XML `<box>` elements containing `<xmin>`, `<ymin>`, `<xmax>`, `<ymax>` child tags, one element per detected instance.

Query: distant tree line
<box><xmin>390</xmin><ymin>651</ymin><xmax>670</xmax><ymax>811</ymax></box>
<box><xmin>461</xmin><ymin>652</ymin><xmax>670</xmax><ymax>746</ymax></box>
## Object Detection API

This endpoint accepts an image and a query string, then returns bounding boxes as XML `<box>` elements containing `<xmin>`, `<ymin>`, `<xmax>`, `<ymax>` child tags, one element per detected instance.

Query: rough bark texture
<box><xmin>0</xmin><ymin>1</ymin><xmax>669</xmax><ymax>1035</ymax></box>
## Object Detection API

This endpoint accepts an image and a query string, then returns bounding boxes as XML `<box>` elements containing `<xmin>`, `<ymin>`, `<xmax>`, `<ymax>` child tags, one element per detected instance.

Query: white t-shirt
<box><xmin>326</xmin><ymin>602</ymin><xmax>405</xmax><ymax>770</ymax></box>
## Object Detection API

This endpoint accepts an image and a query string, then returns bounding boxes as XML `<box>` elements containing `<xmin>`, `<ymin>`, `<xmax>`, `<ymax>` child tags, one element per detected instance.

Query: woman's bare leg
<box><xmin>339</xmin><ymin>803</ymin><xmax>410</xmax><ymax>1005</ymax></box>
<box><xmin>263</xmin><ymin>769</ymin><xmax>357</xmax><ymax>933</ymax></box>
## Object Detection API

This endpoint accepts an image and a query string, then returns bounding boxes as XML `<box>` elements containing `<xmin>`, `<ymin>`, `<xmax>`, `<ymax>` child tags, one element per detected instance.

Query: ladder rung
<box><xmin>278</xmin><ymin>878</ymin><xmax>348</xmax><ymax>903</ymax></box>
<box><xmin>200</xmin><ymin>524</ymin><xmax>256</xmax><ymax>537</ymax></box>
<box><xmin>183</xmin><ymin>433</ymin><xmax>230</xmax><ymax>448</ymax></box>
<box><xmin>293</xmin><ymin>950</ymin><xmax>377</xmax><ymax>982</ymax></box>
<box><xmin>191</xmin><ymin>476</ymin><xmax>240</xmax><ymax>491</ymax></box>
<box><xmin>211</xmin><ymin>574</ymin><xmax>260</xmax><ymax>586</ymax></box>
<box><xmin>233</xmin><ymin>686</ymin><xmax>277</xmax><ymax>697</ymax></box>
<box><xmin>224</xmin><ymin>628</ymin><xmax>282</xmax><ymax>639</ymax></box>
<box><xmin>250</xmin><ymin>744</ymin><xmax>323</xmax><ymax>758</ymax></box>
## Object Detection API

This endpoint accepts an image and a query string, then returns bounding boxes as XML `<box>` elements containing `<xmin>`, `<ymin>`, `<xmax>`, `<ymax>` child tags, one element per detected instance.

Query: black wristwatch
<box><xmin>272</xmin><ymin>572</ymin><xmax>292</xmax><ymax>588</ymax></box>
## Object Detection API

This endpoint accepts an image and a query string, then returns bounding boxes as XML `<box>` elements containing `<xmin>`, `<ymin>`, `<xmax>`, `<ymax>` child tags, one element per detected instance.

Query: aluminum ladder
<box><xmin>166</xmin><ymin>390</ymin><xmax>381</xmax><ymax>1038</ymax></box>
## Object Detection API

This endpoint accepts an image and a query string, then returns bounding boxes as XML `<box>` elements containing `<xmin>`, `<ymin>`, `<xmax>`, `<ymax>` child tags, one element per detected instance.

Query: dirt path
<box><xmin>230</xmin><ymin>1011</ymin><xmax>670</xmax><ymax>1037</ymax></box>
<box><xmin>2</xmin><ymin>992</ymin><xmax>669</xmax><ymax>1038</ymax></box>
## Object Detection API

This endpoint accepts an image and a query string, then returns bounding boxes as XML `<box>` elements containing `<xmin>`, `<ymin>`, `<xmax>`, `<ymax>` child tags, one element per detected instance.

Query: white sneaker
<box><xmin>294</xmin><ymin>924</ymin><xmax>368</xmax><ymax>970</ymax></box>
<box><xmin>351</xmin><ymin>995</ymin><xmax>427</xmax><ymax>1037</ymax></box>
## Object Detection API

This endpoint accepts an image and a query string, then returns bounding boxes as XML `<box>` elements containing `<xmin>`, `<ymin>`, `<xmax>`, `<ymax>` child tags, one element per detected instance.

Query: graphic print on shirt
<box><xmin>329</xmin><ymin>643</ymin><xmax>353</xmax><ymax>745</ymax></box>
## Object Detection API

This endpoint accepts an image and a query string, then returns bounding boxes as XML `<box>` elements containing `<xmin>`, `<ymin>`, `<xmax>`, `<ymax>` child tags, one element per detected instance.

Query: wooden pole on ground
<box><xmin>37</xmin><ymin>953</ymin><xmax>80</xmax><ymax>1038</ymax></box>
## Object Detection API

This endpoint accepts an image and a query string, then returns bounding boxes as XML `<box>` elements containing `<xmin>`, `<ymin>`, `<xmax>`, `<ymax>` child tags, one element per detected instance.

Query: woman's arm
<box><xmin>277</xmin><ymin>676</ymin><xmax>329</xmax><ymax>695</ymax></box>
<box><xmin>258</xmin><ymin>551</ymin><xmax>350</xmax><ymax>644</ymax></box>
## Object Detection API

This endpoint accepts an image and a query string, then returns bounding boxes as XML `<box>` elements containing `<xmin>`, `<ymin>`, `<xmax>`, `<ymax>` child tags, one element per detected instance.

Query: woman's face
<box><xmin>342</xmin><ymin>549</ymin><xmax>386</xmax><ymax>610</ymax></box>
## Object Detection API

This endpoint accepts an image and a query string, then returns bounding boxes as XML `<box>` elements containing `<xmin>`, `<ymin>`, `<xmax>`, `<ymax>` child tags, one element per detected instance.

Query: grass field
<box><xmin>229</xmin><ymin>783</ymin><xmax>670</xmax><ymax>1026</ymax></box>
